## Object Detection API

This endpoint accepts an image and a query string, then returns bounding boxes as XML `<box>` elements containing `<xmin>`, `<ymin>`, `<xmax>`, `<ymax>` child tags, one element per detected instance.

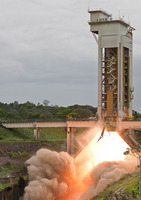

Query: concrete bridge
<box><xmin>1</xmin><ymin>120</ymin><xmax>97</xmax><ymax>154</ymax></box>
<box><xmin>2</xmin><ymin>120</ymin><xmax>141</xmax><ymax>155</ymax></box>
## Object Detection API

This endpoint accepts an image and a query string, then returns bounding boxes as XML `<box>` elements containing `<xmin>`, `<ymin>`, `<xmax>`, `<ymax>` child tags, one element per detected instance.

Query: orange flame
<box><xmin>57</xmin><ymin>129</ymin><xmax>133</xmax><ymax>200</ymax></box>
<box><xmin>74</xmin><ymin>129</ymin><xmax>129</xmax><ymax>174</ymax></box>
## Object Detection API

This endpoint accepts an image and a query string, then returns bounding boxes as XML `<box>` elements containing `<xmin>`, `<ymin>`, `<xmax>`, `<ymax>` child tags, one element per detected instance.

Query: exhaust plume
<box><xmin>79</xmin><ymin>160</ymin><xmax>136</xmax><ymax>200</ymax></box>
<box><xmin>23</xmin><ymin>128</ymin><xmax>137</xmax><ymax>200</ymax></box>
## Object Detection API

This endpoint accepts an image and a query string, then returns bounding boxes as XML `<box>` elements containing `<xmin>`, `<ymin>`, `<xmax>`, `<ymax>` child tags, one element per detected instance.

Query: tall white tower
<box><xmin>88</xmin><ymin>10</ymin><xmax>135</xmax><ymax>128</ymax></box>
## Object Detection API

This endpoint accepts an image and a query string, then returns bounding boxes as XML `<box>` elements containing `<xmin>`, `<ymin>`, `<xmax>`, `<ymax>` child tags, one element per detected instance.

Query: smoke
<box><xmin>23</xmin><ymin>149</ymin><xmax>77</xmax><ymax>200</ymax></box>
<box><xmin>79</xmin><ymin>159</ymin><xmax>136</xmax><ymax>200</ymax></box>
<box><xmin>23</xmin><ymin>129</ymin><xmax>137</xmax><ymax>200</ymax></box>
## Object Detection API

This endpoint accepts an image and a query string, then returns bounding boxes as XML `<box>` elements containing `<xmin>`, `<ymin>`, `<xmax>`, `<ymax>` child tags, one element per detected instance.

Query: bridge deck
<box><xmin>2</xmin><ymin>121</ymin><xmax>97</xmax><ymax>129</ymax></box>
<box><xmin>117</xmin><ymin>121</ymin><xmax>141</xmax><ymax>131</ymax></box>
<box><xmin>2</xmin><ymin>120</ymin><xmax>141</xmax><ymax>130</ymax></box>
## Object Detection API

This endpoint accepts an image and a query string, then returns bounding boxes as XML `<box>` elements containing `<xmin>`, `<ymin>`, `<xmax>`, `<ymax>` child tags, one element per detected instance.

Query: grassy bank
<box><xmin>0</xmin><ymin>127</ymin><xmax>67</xmax><ymax>141</ymax></box>
<box><xmin>91</xmin><ymin>172</ymin><xmax>139</xmax><ymax>199</ymax></box>
<box><xmin>0</xmin><ymin>126</ymin><xmax>88</xmax><ymax>141</ymax></box>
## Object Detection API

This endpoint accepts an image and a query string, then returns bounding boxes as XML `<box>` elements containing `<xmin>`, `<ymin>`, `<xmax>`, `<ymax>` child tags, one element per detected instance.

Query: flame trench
<box><xmin>23</xmin><ymin>127</ymin><xmax>137</xmax><ymax>200</ymax></box>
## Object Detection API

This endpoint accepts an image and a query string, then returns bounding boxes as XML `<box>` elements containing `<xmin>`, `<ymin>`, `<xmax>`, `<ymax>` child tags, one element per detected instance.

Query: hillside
<box><xmin>0</xmin><ymin>126</ymin><xmax>67</xmax><ymax>141</ymax></box>
<box><xmin>91</xmin><ymin>172</ymin><xmax>139</xmax><ymax>199</ymax></box>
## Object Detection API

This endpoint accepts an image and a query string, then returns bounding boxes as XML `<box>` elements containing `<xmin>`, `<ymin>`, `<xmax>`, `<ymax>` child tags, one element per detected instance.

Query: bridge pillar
<box><xmin>34</xmin><ymin>128</ymin><xmax>37</xmax><ymax>140</ymax></box>
<box><xmin>67</xmin><ymin>127</ymin><xmax>71</xmax><ymax>154</ymax></box>
<box><xmin>70</xmin><ymin>127</ymin><xmax>76</xmax><ymax>155</ymax></box>
<box><xmin>67</xmin><ymin>126</ymin><xmax>76</xmax><ymax>155</ymax></box>
<box><xmin>38</xmin><ymin>128</ymin><xmax>41</xmax><ymax>140</ymax></box>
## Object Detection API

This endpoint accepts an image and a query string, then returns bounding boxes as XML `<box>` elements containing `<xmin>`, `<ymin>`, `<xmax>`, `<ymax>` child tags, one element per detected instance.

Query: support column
<box><xmin>98</xmin><ymin>39</ymin><xmax>102</xmax><ymax>119</ymax></box>
<box><xmin>67</xmin><ymin>127</ymin><xmax>71</xmax><ymax>154</ymax></box>
<box><xmin>34</xmin><ymin>128</ymin><xmax>37</xmax><ymax>140</ymax></box>
<box><xmin>38</xmin><ymin>128</ymin><xmax>41</xmax><ymax>140</ymax></box>
<box><xmin>33</xmin><ymin>122</ymin><xmax>37</xmax><ymax>140</ymax></box>
<box><xmin>70</xmin><ymin>127</ymin><xmax>76</xmax><ymax>155</ymax></box>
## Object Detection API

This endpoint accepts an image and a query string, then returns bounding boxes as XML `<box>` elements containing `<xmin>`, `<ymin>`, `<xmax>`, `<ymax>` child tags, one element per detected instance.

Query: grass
<box><xmin>0</xmin><ymin>161</ymin><xmax>26</xmax><ymax>192</ymax></box>
<box><xmin>0</xmin><ymin>127</ymin><xmax>67</xmax><ymax>141</ymax></box>
<box><xmin>7</xmin><ymin>151</ymin><xmax>28</xmax><ymax>159</ymax></box>
<box><xmin>41</xmin><ymin>127</ymin><xmax>66</xmax><ymax>141</ymax></box>
<box><xmin>91</xmin><ymin>172</ymin><xmax>139</xmax><ymax>199</ymax></box>
<box><xmin>0</xmin><ymin>182</ymin><xmax>11</xmax><ymax>192</ymax></box>
<box><xmin>124</xmin><ymin>176</ymin><xmax>139</xmax><ymax>198</ymax></box>
<box><xmin>0</xmin><ymin>161</ymin><xmax>25</xmax><ymax>177</ymax></box>
<box><xmin>0</xmin><ymin>126</ymin><xmax>89</xmax><ymax>142</ymax></box>
<box><xmin>0</xmin><ymin>175</ymin><xmax>27</xmax><ymax>192</ymax></box>
<box><xmin>0</xmin><ymin>127</ymin><xmax>33</xmax><ymax>141</ymax></box>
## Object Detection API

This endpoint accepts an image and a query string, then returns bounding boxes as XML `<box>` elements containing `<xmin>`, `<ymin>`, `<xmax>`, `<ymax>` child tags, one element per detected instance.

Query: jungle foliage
<box><xmin>0</xmin><ymin>101</ymin><xmax>97</xmax><ymax>122</ymax></box>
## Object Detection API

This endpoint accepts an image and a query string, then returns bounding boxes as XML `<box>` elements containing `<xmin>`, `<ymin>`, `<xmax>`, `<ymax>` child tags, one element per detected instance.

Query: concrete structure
<box><xmin>2</xmin><ymin>119</ymin><xmax>141</xmax><ymax>155</ymax></box>
<box><xmin>2</xmin><ymin>120</ymin><xmax>97</xmax><ymax>155</ymax></box>
<box><xmin>88</xmin><ymin>9</ymin><xmax>135</xmax><ymax>129</ymax></box>
<box><xmin>2</xmin><ymin>121</ymin><xmax>97</xmax><ymax>129</ymax></box>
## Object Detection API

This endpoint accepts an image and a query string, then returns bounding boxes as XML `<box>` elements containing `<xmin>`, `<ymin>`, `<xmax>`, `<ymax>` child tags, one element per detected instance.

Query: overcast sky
<box><xmin>0</xmin><ymin>0</ymin><xmax>141</xmax><ymax>111</ymax></box>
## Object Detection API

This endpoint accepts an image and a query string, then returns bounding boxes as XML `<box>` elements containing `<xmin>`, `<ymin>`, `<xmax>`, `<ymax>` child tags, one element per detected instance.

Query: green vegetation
<box><xmin>0</xmin><ymin>126</ymin><xmax>67</xmax><ymax>141</ymax></box>
<box><xmin>133</xmin><ymin>110</ymin><xmax>141</xmax><ymax>119</ymax></box>
<box><xmin>0</xmin><ymin>101</ymin><xmax>97</xmax><ymax>122</ymax></box>
<box><xmin>0</xmin><ymin>161</ymin><xmax>25</xmax><ymax>177</ymax></box>
<box><xmin>92</xmin><ymin>172</ymin><xmax>139</xmax><ymax>199</ymax></box>
<box><xmin>0</xmin><ymin>183</ymin><xmax>11</xmax><ymax>192</ymax></box>
<box><xmin>8</xmin><ymin>151</ymin><xmax>28</xmax><ymax>159</ymax></box>
<box><xmin>0</xmin><ymin>124</ymin><xmax>89</xmax><ymax>143</ymax></box>
<box><xmin>0</xmin><ymin>100</ymin><xmax>140</xmax><ymax>122</ymax></box>
<box><xmin>103</xmin><ymin>191</ymin><xmax>133</xmax><ymax>200</ymax></box>
<box><xmin>0</xmin><ymin>161</ymin><xmax>27</xmax><ymax>192</ymax></box>
<box><xmin>0</xmin><ymin>127</ymin><xmax>33</xmax><ymax>141</ymax></box>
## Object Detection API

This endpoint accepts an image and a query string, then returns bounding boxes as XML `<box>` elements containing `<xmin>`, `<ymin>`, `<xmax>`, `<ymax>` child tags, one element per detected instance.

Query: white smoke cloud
<box><xmin>23</xmin><ymin>147</ymin><xmax>137</xmax><ymax>200</ymax></box>
<box><xmin>79</xmin><ymin>160</ymin><xmax>136</xmax><ymax>200</ymax></box>
<box><xmin>23</xmin><ymin>149</ymin><xmax>77</xmax><ymax>200</ymax></box>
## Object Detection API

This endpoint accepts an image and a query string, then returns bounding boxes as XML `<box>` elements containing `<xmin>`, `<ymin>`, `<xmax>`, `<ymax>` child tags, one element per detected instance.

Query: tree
<box><xmin>43</xmin><ymin>99</ymin><xmax>50</xmax><ymax>106</ymax></box>
<box><xmin>133</xmin><ymin>110</ymin><xmax>140</xmax><ymax>119</ymax></box>
<box><xmin>66</xmin><ymin>112</ymin><xmax>79</xmax><ymax>119</ymax></box>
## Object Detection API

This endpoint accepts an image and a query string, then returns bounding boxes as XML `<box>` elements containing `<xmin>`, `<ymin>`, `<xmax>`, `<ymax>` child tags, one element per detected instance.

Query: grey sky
<box><xmin>0</xmin><ymin>0</ymin><xmax>141</xmax><ymax>112</ymax></box>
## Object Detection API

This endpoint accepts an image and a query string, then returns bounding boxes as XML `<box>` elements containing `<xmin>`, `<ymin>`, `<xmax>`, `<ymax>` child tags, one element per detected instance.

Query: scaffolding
<box><xmin>123</xmin><ymin>47</ymin><xmax>129</xmax><ymax>116</ymax></box>
<box><xmin>102</xmin><ymin>48</ymin><xmax>118</xmax><ymax>116</ymax></box>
